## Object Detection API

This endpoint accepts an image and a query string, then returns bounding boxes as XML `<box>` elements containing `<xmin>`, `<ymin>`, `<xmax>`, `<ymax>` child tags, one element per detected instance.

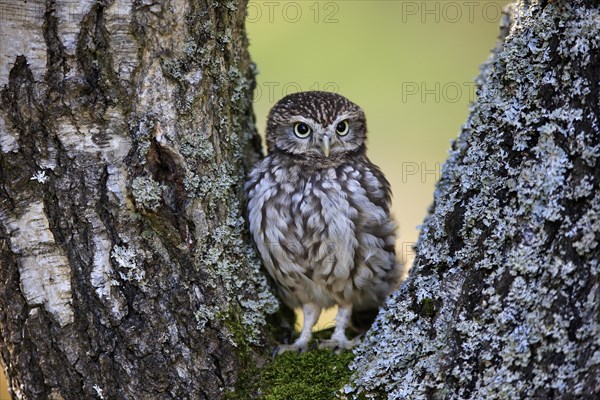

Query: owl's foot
<box><xmin>316</xmin><ymin>304</ymin><xmax>361</xmax><ymax>352</ymax></box>
<box><xmin>318</xmin><ymin>336</ymin><xmax>361</xmax><ymax>353</ymax></box>
<box><xmin>272</xmin><ymin>303</ymin><xmax>321</xmax><ymax>356</ymax></box>
<box><xmin>273</xmin><ymin>339</ymin><xmax>317</xmax><ymax>356</ymax></box>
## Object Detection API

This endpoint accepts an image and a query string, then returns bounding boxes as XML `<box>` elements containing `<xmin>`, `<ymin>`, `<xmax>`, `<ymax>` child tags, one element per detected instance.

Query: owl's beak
<box><xmin>321</xmin><ymin>136</ymin><xmax>331</xmax><ymax>157</ymax></box>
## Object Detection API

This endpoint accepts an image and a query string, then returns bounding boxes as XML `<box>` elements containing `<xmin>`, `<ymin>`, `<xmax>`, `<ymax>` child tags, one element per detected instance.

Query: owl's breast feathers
<box><xmin>246</xmin><ymin>153</ymin><xmax>398</xmax><ymax>309</ymax></box>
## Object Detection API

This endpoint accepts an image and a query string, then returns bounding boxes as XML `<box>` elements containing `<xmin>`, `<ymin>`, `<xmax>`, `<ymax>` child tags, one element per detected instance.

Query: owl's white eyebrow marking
<box><xmin>290</xmin><ymin>116</ymin><xmax>318</xmax><ymax>124</ymax></box>
<box><xmin>328</xmin><ymin>113</ymin><xmax>357</xmax><ymax>129</ymax></box>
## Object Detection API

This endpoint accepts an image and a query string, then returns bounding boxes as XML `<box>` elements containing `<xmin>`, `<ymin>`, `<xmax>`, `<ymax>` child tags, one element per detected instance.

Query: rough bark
<box><xmin>347</xmin><ymin>0</ymin><xmax>600</xmax><ymax>398</ymax></box>
<box><xmin>0</xmin><ymin>1</ymin><xmax>278</xmax><ymax>399</ymax></box>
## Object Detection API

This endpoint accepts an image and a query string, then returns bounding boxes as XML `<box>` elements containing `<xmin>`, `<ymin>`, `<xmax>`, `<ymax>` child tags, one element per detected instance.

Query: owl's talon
<box><xmin>271</xmin><ymin>346</ymin><xmax>280</xmax><ymax>358</ymax></box>
<box><xmin>318</xmin><ymin>337</ymin><xmax>359</xmax><ymax>352</ymax></box>
<box><xmin>273</xmin><ymin>342</ymin><xmax>309</xmax><ymax>356</ymax></box>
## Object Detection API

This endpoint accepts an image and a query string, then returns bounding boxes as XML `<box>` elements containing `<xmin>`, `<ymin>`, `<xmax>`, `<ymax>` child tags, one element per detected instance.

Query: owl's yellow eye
<box><xmin>293</xmin><ymin>122</ymin><xmax>312</xmax><ymax>138</ymax></box>
<box><xmin>336</xmin><ymin>120</ymin><xmax>349</xmax><ymax>136</ymax></box>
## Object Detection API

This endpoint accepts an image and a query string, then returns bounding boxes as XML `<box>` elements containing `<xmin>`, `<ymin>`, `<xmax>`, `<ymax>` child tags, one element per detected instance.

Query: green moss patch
<box><xmin>257</xmin><ymin>348</ymin><xmax>355</xmax><ymax>400</ymax></box>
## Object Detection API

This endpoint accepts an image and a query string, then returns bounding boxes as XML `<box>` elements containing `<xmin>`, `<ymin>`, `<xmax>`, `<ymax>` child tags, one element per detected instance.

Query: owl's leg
<box><xmin>319</xmin><ymin>304</ymin><xmax>358</xmax><ymax>351</ymax></box>
<box><xmin>275</xmin><ymin>302</ymin><xmax>321</xmax><ymax>355</ymax></box>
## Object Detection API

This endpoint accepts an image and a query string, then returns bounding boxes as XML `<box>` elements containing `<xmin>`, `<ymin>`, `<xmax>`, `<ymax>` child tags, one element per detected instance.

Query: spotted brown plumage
<box><xmin>246</xmin><ymin>91</ymin><xmax>401</xmax><ymax>352</ymax></box>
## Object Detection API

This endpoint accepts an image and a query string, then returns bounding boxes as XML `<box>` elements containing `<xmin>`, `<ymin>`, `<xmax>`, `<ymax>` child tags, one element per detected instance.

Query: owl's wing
<box><xmin>245</xmin><ymin>157</ymin><xmax>268</xmax><ymax>196</ymax></box>
<box><xmin>345</xmin><ymin>157</ymin><xmax>399</xmax><ymax>310</ymax></box>
<box><xmin>244</xmin><ymin>156</ymin><xmax>271</xmax><ymax>218</ymax></box>
<box><xmin>359</xmin><ymin>158</ymin><xmax>393</xmax><ymax>213</ymax></box>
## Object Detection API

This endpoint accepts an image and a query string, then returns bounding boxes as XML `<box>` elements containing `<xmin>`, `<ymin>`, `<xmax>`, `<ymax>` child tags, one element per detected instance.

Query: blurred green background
<box><xmin>0</xmin><ymin>1</ymin><xmax>509</xmax><ymax>396</ymax></box>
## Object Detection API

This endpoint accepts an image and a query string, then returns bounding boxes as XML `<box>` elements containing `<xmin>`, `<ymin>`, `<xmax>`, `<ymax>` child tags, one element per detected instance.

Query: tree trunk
<box><xmin>0</xmin><ymin>1</ymin><xmax>278</xmax><ymax>399</ymax></box>
<box><xmin>347</xmin><ymin>0</ymin><xmax>600</xmax><ymax>398</ymax></box>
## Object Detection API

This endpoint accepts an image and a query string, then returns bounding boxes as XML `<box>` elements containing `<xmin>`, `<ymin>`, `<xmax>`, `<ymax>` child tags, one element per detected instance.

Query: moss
<box><xmin>222</xmin><ymin>307</ymin><xmax>257</xmax><ymax>359</ymax></box>
<box><xmin>230</xmin><ymin>347</ymin><xmax>354</xmax><ymax>400</ymax></box>
<box><xmin>222</xmin><ymin>312</ymin><xmax>260</xmax><ymax>399</ymax></box>
<box><xmin>226</xmin><ymin>323</ymin><xmax>355</xmax><ymax>400</ymax></box>
<box><xmin>259</xmin><ymin>349</ymin><xmax>355</xmax><ymax>400</ymax></box>
<box><xmin>421</xmin><ymin>297</ymin><xmax>437</xmax><ymax>318</ymax></box>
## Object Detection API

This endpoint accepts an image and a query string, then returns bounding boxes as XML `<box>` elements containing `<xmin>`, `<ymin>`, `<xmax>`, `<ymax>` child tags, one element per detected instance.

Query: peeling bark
<box><xmin>0</xmin><ymin>1</ymin><xmax>277</xmax><ymax>399</ymax></box>
<box><xmin>347</xmin><ymin>1</ymin><xmax>600</xmax><ymax>398</ymax></box>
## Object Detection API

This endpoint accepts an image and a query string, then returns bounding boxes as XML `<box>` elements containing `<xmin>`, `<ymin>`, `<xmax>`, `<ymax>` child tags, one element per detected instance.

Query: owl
<box><xmin>245</xmin><ymin>91</ymin><xmax>400</xmax><ymax>352</ymax></box>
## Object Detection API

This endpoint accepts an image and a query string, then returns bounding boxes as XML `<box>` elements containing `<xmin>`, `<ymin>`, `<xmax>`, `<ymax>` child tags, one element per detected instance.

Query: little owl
<box><xmin>246</xmin><ymin>91</ymin><xmax>400</xmax><ymax>352</ymax></box>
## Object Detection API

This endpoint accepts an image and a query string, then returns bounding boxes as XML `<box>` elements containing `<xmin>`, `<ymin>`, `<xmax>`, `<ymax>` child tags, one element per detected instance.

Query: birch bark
<box><xmin>0</xmin><ymin>1</ymin><xmax>277</xmax><ymax>399</ymax></box>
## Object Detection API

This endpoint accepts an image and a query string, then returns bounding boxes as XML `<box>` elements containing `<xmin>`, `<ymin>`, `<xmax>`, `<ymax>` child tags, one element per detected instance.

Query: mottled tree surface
<box><xmin>348</xmin><ymin>0</ymin><xmax>600</xmax><ymax>399</ymax></box>
<box><xmin>0</xmin><ymin>1</ymin><xmax>277</xmax><ymax>399</ymax></box>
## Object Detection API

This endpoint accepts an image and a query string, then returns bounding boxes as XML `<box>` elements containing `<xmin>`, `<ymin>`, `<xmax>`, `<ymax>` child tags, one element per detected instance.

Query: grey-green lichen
<box><xmin>194</xmin><ymin>304</ymin><xmax>217</xmax><ymax>332</ymax></box>
<box><xmin>196</xmin><ymin>199</ymin><xmax>278</xmax><ymax>345</ymax></box>
<box><xmin>111</xmin><ymin>245</ymin><xmax>146</xmax><ymax>284</ymax></box>
<box><xmin>172</xmin><ymin>73</ymin><xmax>278</xmax><ymax>347</ymax></box>
<box><xmin>346</xmin><ymin>1</ymin><xmax>600</xmax><ymax>398</ymax></box>
<box><xmin>131</xmin><ymin>176</ymin><xmax>163</xmax><ymax>211</ymax></box>
<box><xmin>180</xmin><ymin>132</ymin><xmax>215</xmax><ymax>161</ymax></box>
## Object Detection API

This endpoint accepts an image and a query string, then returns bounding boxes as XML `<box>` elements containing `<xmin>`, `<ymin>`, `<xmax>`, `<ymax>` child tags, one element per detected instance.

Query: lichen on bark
<box><xmin>347</xmin><ymin>1</ymin><xmax>600</xmax><ymax>398</ymax></box>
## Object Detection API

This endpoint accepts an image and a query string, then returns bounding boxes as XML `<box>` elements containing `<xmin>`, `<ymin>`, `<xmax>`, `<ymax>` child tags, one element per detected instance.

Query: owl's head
<box><xmin>265</xmin><ymin>91</ymin><xmax>367</xmax><ymax>160</ymax></box>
